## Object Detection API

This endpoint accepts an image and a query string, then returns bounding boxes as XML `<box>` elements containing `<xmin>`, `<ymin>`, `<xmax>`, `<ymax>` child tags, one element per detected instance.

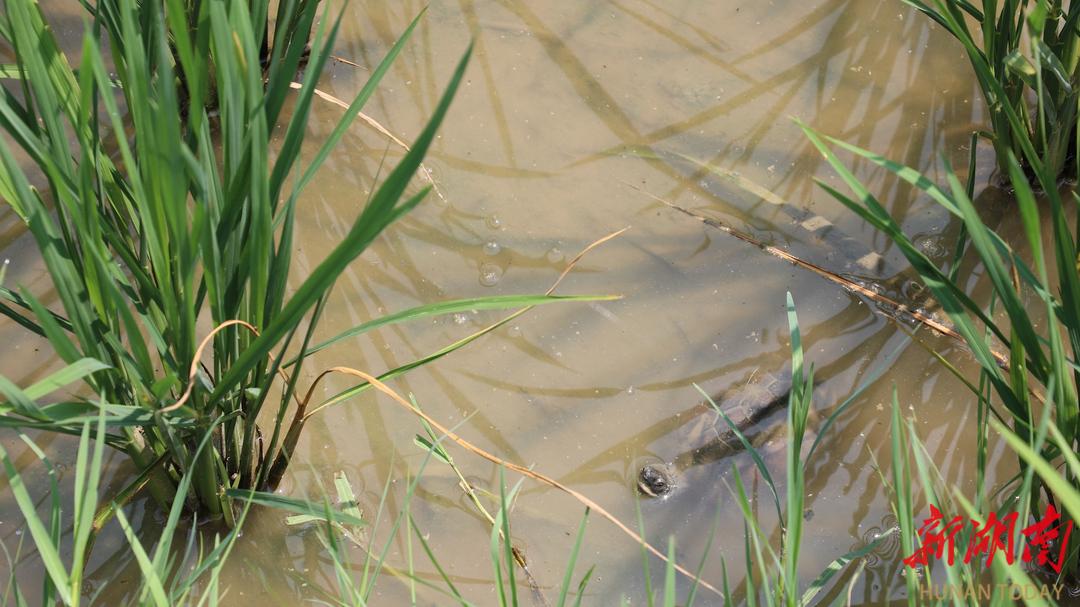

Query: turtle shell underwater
<box><xmin>636</xmin><ymin>367</ymin><xmax>797</xmax><ymax>498</ymax></box>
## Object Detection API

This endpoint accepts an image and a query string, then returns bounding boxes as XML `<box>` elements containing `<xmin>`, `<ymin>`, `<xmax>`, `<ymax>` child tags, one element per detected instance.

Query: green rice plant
<box><xmin>885</xmin><ymin>385</ymin><xmax>1080</xmax><ymax>606</ymax></box>
<box><xmin>800</xmin><ymin>120</ymin><xmax>1080</xmax><ymax>579</ymax></box>
<box><xmin>905</xmin><ymin>0</ymin><xmax>1080</xmax><ymax>178</ymax></box>
<box><xmin>75</xmin><ymin>0</ymin><xmax>318</xmax><ymax>114</ymax></box>
<box><xmin>0</xmin><ymin>363</ymin><xmax>250</xmax><ymax>607</ymax></box>
<box><xmin>0</xmin><ymin>0</ymin><xmax>605</xmax><ymax>524</ymax></box>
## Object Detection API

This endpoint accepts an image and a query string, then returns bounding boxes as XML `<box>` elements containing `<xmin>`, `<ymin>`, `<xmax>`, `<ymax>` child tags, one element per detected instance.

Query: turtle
<box><xmin>636</xmin><ymin>367</ymin><xmax>796</xmax><ymax>499</ymax></box>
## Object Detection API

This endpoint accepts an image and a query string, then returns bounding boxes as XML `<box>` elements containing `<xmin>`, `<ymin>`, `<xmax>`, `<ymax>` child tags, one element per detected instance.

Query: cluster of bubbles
<box><xmin>479</xmin><ymin>263</ymin><xmax>502</xmax><ymax>287</ymax></box>
<box><xmin>473</xmin><ymin>215</ymin><xmax>565</xmax><ymax>288</ymax></box>
<box><xmin>479</xmin><ymin>214</ymin><xmax>504</xmax><ymax>287</ymax></box>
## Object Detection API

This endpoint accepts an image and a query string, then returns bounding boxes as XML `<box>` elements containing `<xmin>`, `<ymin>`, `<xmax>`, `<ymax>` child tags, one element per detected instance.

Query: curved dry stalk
<box><xmin>300</xmin><ymin>226</ymin><xmax>628</xmax><ymax>423</ymax></box>
<box><xmin>545</xmin><ymin>227</ymin><xmax>627</xmax><ymax>295</ymax></box>
<box><xmin>162</xmin><ymin>320</ymin><xmax>300</xmax><ymax>413</ymax></box>
<box><xmin>290</xmin><ymin>81</ymin><xmax>447</xmax><ymax>203</ymax></box>
<box><xmin>315</xmin><ymin>365</ymin><xmax>725</xmax><ymax>598</ymax></box>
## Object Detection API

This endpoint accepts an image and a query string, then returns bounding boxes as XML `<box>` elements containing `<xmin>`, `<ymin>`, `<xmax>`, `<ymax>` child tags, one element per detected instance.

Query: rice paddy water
<box><xmin>0</xmin><ymin>0</ymin><xmax>1049</xmax><ymax>604</ymax></box>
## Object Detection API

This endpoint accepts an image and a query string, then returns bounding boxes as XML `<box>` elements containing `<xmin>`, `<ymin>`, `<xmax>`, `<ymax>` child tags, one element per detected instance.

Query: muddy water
<box><xmin>0</xmin><ymin>0</ymin><xmax>1030</xmax><ymax>605</ymax></box>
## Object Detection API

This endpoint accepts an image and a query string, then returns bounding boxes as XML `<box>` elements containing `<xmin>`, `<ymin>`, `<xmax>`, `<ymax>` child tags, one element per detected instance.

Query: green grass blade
<box><xmin>663</xmin><ymin>536</ymin><xmax>677</xmax><ymax>607</ymax></box>
<box><xmin>635</xmin><ymin>498</ymin><xmax>654</xmax><ymax>607</ymax></box>
<box><xmin>408</xmin><ymin>514</ymin><xmax>469</xmax><ymax>606</ymax></box>
<box><xmin>805</xmin><ymin>340</ymin><xmax>905</xmax><ymax>462</ymax></box>
<box><xmin>889</xmin><ymin>393</ymin><xmax>918</xmax><ymax>606</ymax></box>
<box><xmin>288</xmin><ymin>294</ymin><xmax>617</xmax><ymax>366</ymax></box>
<box><xmin>23</xmin><ymin>358</ymin><xmax>110</xmax><ymax>401</ymax></box>
<box><xmin>799</xmin><ymin>534</ymin><xmax>889</xmax><ymax>605</ymax></box>
<box><xmin>223</xmin><ymin>489</ymin><xmax>366</xmax><ymax>527</ymax></box>
<box><xmin>287</xmin><ymin>9</ymin><xmax>427</xmax><ymax>198</ymax></box>
<box><xmin>557</xmin><ymin>508</ymin><xmax>591</xmax><ymax>607</ymax></box>
<box><xmin>0</xmin><ymin>442</ymin><xmax>72</xmax><ymax>604</ymax></box>
<box><xmin>571</xmin><ymin>565</ymin><xmax>596</xmax><ymax>607</ymax></box>
<box><xmin>992</xmin><ymin>418</ymin><xmax>1080</xmax><ymax>522</ymax></box>
<box><xmin>114</xmin><ymin>506</ymin><xmax>170</xmax><ymax>607</ymax></box>
<box><xmin>695</xmin><ymin>384</ymin><xmax>783</xmax><ymax>528</ymax></box>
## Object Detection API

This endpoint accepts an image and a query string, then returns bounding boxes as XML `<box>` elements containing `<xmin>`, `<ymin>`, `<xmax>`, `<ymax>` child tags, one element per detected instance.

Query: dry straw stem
<box><xmin>160</xmin><ymin>319</ymin><xmax>300</xmax><ymax>413</ymax></box>
<box><xmin>630</xmin><ymin>183</ymin><xmax>1012</xmax><ymax>371</ymax></box>
<box><xmin>290</xmin><ymin>81</ymin><xmax>447</xmax><ymax>203</ymax></box>
<box><xmin>330</xmin><ymin>55</ymin><xmax>364</xmax><ymax>69</ymax></box>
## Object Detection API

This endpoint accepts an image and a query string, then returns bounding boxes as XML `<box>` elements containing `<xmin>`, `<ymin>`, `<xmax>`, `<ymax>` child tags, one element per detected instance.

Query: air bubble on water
<box><xmin>453</xmin><ymin>313</ymin><xmax>468</xmax><ymax>325</ymax></box>
<box><xmin>546</xmin><ymin>246</ymin><xmax>563</xmax><ymax>263</ymax></box>
<box><xmin>485</xmin><ymin>214</ymin><xmax>502</xmax><ymax>230</ymax></box>
<box><xmin>479</xmin><ymin>263</ymin><xmax>502</xmax><ymax>287</ymax></box>
<box><xmin>483</xmin><ymin>240</ymin><xmax>501</xmax><ymax>256</ymax></box>
<box><xmin>508</xmin><ymin>325</ymin><xmax>522</xmax><ymax>338</ymax></box>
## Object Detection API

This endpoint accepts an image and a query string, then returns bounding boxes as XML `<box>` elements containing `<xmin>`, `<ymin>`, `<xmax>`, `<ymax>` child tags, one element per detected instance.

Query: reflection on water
<box><xmin>0</xmin><ymin>0</ymin><xmax>1031</xmax><ymax>604</ymax></box>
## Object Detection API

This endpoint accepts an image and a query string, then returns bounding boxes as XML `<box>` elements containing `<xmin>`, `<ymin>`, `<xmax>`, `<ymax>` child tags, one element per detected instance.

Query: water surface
<box><xmin>0</xmin><ymin>1</ymin><xmax>1026</xmax><ymax>604</ymax></box>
